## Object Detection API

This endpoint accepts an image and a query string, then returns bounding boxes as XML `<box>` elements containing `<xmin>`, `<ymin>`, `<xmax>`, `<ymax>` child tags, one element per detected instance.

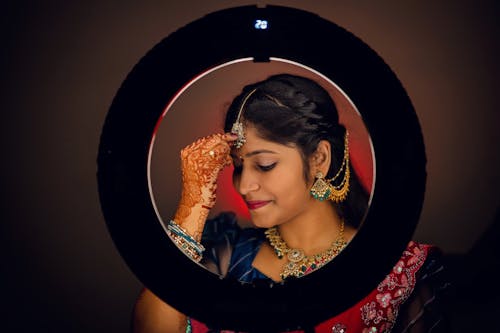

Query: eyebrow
<box><xmin>244</xmin><ymin>149</ymin><xmax>278</xmax><ymax>157</ymax></box>
<box><xmin>231</xmin><ymin>149</ymin><xmax>278</xmax><ymax>158</ymax></box>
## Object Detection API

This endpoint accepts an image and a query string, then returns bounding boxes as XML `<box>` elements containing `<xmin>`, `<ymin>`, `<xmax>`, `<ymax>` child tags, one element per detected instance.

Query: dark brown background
<box><xmin>2</xmin><ymin>1</ymin><xmax>499</xmax><ymax>332</ymax></box>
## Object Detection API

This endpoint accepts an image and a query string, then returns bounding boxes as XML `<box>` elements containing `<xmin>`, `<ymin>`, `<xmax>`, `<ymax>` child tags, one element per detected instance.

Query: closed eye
<box><xmin>258</xmin><ymin>163</ymin><xmax>276</xmax><ymax>172</ymax></box>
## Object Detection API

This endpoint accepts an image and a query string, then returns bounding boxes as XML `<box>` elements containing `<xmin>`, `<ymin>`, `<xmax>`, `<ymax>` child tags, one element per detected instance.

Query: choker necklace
<box><xmin>264</xmin><ymin>221</ymin><xmax>347</xmax><ymax>280</ymax></box>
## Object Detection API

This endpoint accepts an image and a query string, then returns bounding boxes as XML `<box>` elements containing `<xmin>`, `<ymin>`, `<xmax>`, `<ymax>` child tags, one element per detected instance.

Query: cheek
<box><xmin>273</xmin><ymin>172</ymin><xmax>309</xmax><ymax>204</ymax></box>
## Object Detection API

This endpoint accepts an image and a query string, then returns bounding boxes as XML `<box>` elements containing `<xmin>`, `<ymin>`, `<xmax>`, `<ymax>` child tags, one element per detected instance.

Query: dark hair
<box><xmin>224</xmin><ymin>74</ymin><xmax>368</xmax><ymax>227</ymax></box>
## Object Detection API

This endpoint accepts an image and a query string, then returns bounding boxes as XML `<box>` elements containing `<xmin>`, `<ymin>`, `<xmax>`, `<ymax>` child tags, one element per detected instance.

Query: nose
<box><xmin>234</xmin><ymin>167</ymin><xmax>260</xmax><ymax>196</ymax></box>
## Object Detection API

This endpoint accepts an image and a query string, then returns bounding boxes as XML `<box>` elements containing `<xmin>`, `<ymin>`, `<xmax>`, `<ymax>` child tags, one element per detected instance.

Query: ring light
<box><xmin>97</xmin><ymin>5</ymin><xmax>426</xmax><ymax>331</ymax></box>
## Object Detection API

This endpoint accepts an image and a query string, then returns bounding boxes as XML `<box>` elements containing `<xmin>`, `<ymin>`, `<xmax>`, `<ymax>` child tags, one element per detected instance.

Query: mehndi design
<box><xmin>173</xmin><ymin>134</ymin><xmax>232</xmax><ymax>240</ymax></box>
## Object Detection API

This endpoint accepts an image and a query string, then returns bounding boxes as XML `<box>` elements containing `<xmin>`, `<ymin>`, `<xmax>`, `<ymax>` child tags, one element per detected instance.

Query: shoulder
<box><xmin>391</xmin><ymin>241</ymin><xmax>451</xmax><ymax>331</ymax></box>
<box><xmin>376</xmin><ymin>241</ymin><xmax>445</xmax><ymax>306</ymax></box>
<box><xmin>397</xmin><ymin>241</ymin><xmax>446</xmax><ymax>290</ymax></box>
<box><xmin>315</xmin><ymin>241</ymin><xmax>450</xmax><ymax>333</ymax></box>
<box><xmin>397</xmin><ymin>241</ymin><xmax>439</xmax><ymax>277</ymax></box>
<box><xmin>201</xmin><ymin>212</ymin><xmax>240</xmax><ymax>243</ymax></box>
<box><xmin>200</xmin><ymin>212</ymin><xmax>266</xmax><ymax>279</ymax></box>
<box><xmin>364</xmin><ymin>241</ymin><xmax>450</xmax><ymax>332</ymax></box>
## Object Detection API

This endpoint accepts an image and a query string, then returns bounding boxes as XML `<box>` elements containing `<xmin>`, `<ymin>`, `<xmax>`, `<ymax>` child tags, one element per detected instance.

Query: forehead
<box><xmin>231</xmin><ymin>126</ymin><xmax>297</xmax><ymax>157</ymax></box>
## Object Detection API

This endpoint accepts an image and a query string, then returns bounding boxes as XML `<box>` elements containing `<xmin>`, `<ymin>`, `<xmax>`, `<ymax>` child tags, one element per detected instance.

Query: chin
<box><xmin>248</xmin><ymin>215</ymin><xmax>277</xmax><ymax>229</ymax></box>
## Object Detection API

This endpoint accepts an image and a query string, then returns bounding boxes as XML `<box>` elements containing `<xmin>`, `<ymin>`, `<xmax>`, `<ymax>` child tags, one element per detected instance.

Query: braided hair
<box><xmin>224</xmin><ymin>74</ymin><xmax>369</xmax><ymax>227</ymax></box>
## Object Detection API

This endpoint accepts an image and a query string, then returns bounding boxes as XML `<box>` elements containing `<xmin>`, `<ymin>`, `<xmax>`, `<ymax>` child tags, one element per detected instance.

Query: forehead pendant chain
<box><xmin>231</xmin><ymin>88</ymin><xmax>257</xmax><ymax>149</ymax></box>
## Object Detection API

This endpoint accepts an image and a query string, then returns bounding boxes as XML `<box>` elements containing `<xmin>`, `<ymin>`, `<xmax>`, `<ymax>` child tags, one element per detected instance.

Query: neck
<box><xmin>276</xmin><ymin>200</ymin><xmax>344</xmax><ymax>255</ymax></box>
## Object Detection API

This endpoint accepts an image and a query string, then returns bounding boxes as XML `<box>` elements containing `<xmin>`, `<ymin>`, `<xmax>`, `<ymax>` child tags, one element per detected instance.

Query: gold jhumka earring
<box><xmin>231</xmin><ymin>88</ymin><xmax>257</xmax><ymax>149</ymax></box>
<box><xmin>310</xmin><ymin>131</ymin><xmax>350</xmax><ymax>203</ymax></box>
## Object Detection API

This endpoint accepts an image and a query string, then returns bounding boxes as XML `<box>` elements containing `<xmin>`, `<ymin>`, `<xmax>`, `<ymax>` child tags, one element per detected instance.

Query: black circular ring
<box><xmin>97</xmin><ymin>5</ymin><xmax>426</xmax><ymax>331</ymax></box>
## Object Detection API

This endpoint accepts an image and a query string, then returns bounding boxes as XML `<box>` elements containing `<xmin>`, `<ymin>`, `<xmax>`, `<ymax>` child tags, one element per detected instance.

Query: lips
<box><xmin>245</xmin><ymin>200</ymin><xmax>271</xmax><ymax>210</ymax></box>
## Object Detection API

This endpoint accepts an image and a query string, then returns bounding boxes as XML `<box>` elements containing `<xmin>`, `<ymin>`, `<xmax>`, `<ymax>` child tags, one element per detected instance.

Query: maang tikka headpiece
<box><xmin>231</xmin><ymin>88</ymin><xmax>257</xmax><ymax>149</ymax></box>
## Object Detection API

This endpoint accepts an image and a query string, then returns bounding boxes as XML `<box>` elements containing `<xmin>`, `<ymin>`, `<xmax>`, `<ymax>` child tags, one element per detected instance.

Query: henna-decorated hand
<box><xmin>174</xmin><ymin>133</ymin><xmax>236</xmax><ymax>223</ymax></box>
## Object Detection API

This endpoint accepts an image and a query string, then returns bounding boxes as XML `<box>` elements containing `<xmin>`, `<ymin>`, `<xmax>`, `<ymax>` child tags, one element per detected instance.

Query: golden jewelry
<box><xmin>310</xmin><ymin>131</ymin><xmax>350</xmax><ymax>203</ymax></box>
<box><xmin>231</xmin><ymin>88</ymin><xmax>257</xmax><ymax>149</ymax></box>
<box><xmin>310</xmin><ymin>171</ymin><xmax>332</xmax><ymax>201</ymax></box>
<box><xmin>265</xmin><ymin>220</ymin><xmax>347</xmax><ymax>280</ymax></box>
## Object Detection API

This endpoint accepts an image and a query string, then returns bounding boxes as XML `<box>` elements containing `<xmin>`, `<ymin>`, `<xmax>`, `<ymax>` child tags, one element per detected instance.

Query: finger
<box><xmin>206</xmin><ymin>143</ymin><xmax>230</xmax><ymax>163</ymax></box>
<box><xmin>223</xmin><ymin>132</ymin><xmax>238</xmax><ymax>142</ymax></box>
<box><xmin>191</xmin><ymin>133</ymin><xmax>225</xmax><ymax>151</ymax></box>
<box><xmin>207</xmin><ymin>135</ymin><xmax>231</xmax><ymax>152</ymax></box>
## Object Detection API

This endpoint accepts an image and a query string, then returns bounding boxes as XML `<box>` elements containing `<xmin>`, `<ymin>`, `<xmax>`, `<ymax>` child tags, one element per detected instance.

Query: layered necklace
<box><xmin>265</xmin><ymin>220</ymin><xmax>347</xmax><ymax>280</ymax></box>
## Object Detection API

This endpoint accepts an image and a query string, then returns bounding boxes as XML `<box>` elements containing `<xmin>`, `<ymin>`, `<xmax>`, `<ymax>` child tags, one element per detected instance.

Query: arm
<box><xmin>132</xmin><ymin>288</ymin><xmax>187</xmax><ymax>333</ymax></box>
<box><xmin>132</xmin><ymin>135</ymin><xmax>236</xmax><ymax>332</ymax></box>
<box><xmin>166</xmin><ymin>133</ymin><xmax>235</xmax><ymax>262</ymax></box>
<box><xmin>173</xmin><ymin>133</ymin><xmax>234</xmax><ymax>241</ymax></box>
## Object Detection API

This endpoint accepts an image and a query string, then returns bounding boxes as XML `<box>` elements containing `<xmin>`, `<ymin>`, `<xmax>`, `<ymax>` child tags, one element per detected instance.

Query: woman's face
<box><xmin>231</xmin><ymin>125</ymin><xmax>316</xmax><ymax>228</ymax></box>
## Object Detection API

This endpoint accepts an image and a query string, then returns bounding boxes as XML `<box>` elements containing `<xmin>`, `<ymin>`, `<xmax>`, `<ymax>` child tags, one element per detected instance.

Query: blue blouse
<box><xmin>200</xmin><ymin>212</ymin><xmax>270</xmax><ymax>282</ymax></box>
<box><xmin>193</xmin><ymin>212</ymin><xmax>450</xmax><ymax>332</ymax></box>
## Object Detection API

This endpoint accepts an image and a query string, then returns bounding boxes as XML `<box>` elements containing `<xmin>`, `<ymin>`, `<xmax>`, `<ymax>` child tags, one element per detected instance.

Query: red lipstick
<box><xmin>245</xmin><ymin>200</ymin><xmax>271</xmax><ymax>210</ymax></box>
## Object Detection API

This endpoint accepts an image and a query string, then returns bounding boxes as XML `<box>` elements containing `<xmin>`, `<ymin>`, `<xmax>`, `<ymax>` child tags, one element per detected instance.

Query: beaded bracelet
<box><xmin>167</xmin><ymin>220</ymin><xmax>205</xmax><ymax>253</ymax></box>
<box><xmin>167</xmin><ymin>232</ymin><xmax>202</xmax><ymax>262</ymax></box>
<box><xmin>166</xmin><ymin>220</ymin><xmax>205</xmax><ymax>262</ymax></box>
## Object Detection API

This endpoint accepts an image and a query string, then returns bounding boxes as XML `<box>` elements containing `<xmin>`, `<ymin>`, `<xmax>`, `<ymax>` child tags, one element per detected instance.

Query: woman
<box><xmin>133</xmin><ymin>74</ymin><xmax>448</xmax><ymax>332</ymax></box>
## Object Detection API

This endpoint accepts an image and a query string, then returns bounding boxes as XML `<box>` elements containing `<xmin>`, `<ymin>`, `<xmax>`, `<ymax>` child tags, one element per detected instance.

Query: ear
<box><xmin>309</xmin><ymin>140</ymin><xmax>331</xmax><ymax>178</ymax></box>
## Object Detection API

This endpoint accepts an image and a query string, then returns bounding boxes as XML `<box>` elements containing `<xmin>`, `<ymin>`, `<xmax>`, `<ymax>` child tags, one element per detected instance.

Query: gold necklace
<box><xmin>264</xmin><ymin>221</ymin><xmax>347</xmax><ymax>280</ymax></box>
